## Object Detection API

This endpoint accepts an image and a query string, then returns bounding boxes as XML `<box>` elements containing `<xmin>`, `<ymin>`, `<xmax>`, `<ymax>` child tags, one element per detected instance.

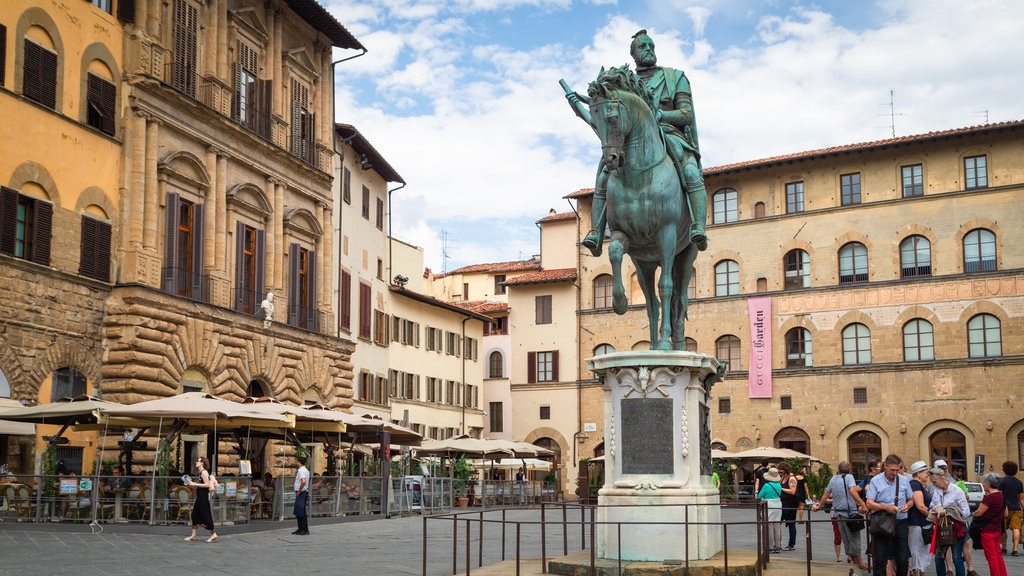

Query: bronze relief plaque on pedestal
<box><xmin>621</xmin><ymin>398</ymin><xmax>673</xmax><ymax>474</ymax></box>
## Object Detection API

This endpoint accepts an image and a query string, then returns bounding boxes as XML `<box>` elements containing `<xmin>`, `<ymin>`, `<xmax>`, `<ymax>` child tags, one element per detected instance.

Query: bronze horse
<box><xmin>585</xmin><ymin>66</ymin><xmax>698</xmax><ymax>350</ymax></box>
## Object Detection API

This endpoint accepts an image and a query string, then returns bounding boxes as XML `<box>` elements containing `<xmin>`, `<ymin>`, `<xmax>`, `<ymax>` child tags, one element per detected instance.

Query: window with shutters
<box><xmin>358</xmin><ymin>282</ymin><xmax>371</xmax><ymax>339</ymax></box>
<box><xmin>489</xmin><ymin>402</ymin><xmax>503</xmax><ymax>433</ymax></box>
<box><xmin>535</xmin><ymin>295</ymin><xmax>552</xmax><ymax>324</ymax></box>
<box><xmin>340</xmin><ymin>269</ymin><xmax>352</xmax><ymax>331</ymax></box>
<box><xmin>373</xmin><ymin>310</ymin><xmax>387</xmax><ymax>345</ymax></box>
<box><xmin>22</xmin><ymin>39</ymin><xmax>57</xmax><ymax>109</ymax></box>
<box><xmin>376</xmin><ymin>197</ymin><xmax>384</xmax><ymax>230</ymax></box>
<box><xmin>342</xmin><ymin>168</ymin><xmax>351</xmax><ymax>204</ymax></box>
<box><xmin>79</xmin><ymin>215</ymin><xmax>111</xmax><ymax>282</ymax></box>
<box><xmin>233</xmin><ymin>222</ymin><xmax>265</xmax><ymax>314</ymax></box>
<box><xmin>0</xmin><ymin>187</ymin><xmax>53</xmax><ymax>266</ymax></box>
<box><xmin>361</xmin><ymin>186</ymin><xmax>370</xmax><ymax>219</ymax></box>
<box><xmin>488</xmin><ymin>351</ymin><xmax>503</xmax><ymax>379</ymax></box>
<box><xmin>86</xmin><ymin>73</ymin><xmax>116</xmax><ymax>136</ymax></box>
<box><xmin>162</xmin><ymin>192</ymin><xmax>205</xmax><ymax>300</ymax></box>
<box><xmin>233</xmin><ymin>42</ymin><xmax>271</xmax><ymax>138</ymax></box>
<box><xmin>290</xmin><ymin>79</ymin><xmax>315</xmax><ymax>164</ymax></box>
<box><xmin>528</xmin><ymin>350</ymin><xmax>558</xmax><ymax>383</ymax></box>
<box><xmin>171</xmin><ymin>0</ymin><xmax>198</xmax><ymax>97</ymax></box>
<box><xmin>287</xmin><ymin>243</ymin><xmax>317</xmax><ymax>331</ymax></box>
<box><xmin>52</xmin><ymin>368</ymin><xmax>87</xmax><ymax>400</ymax></box>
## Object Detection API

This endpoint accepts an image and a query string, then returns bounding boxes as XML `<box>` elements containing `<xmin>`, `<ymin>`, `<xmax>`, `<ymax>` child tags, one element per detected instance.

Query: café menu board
<box><xmin>620</xmin><ymin>398</ymin><xmax>673</xmax><ymax>475</ymax></box>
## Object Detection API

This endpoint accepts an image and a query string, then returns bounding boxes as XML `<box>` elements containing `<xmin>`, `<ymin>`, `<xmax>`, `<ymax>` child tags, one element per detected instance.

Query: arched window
<box><xmin>754</xmin><ymin>202</ymin><xmax>766</xmax><ymax>218</ymax></box>
<box><xmin>775</xmin><ymin>427</ymin><xmax>810</xmax><ymax>456</ymax></box>
<box><xmin>685</xmin><ymin>338</ymin><xmax>697</xmax><ymax>353</ymax></box>
<box><xmin>963</xmin><ymin>229</ymin><xmax>996</xmax><ymax>273</ymax></box>
<box><xmin>783</xmin><ymin>249</ymin><xmax>810</xmax><ymax>289</ymax></box>
<box><xmin>785</xmin><ymin>328</ymin><xmax>812</xmax><ymax>367</ymax></box>
<box><xmin>930</xmin><ymin>429</ymin><xmax>967</xmax><ymax>475</ymax></box>
<box><xmin>246</xmin><ymin>380</ymin><xmax>269</xmax><ymax>398</ymax></box>
<box><xmin>847</xmin><ymin>431</ymin><xmax>882</xmax><ymax>478</ymax></box>
<box><xmin>51</xmin><ymin>368</ymin><xmax>87</xmax><ymax>400</ymax></box>
<box><xmin>488</xmin><ymin>351</ymin><xmax>504</xmax><ymax>378</ymax></box>
<box><xmin>903</xmin><ymin>319</ymin><xmax>934</xmax><ymax>361</ymax></box>
<box><xmin>593</xmin><ymin>343</ymin><xmax>615</xmax><ymax>357</ymax></box>
<box><xmin>842</xmin><ymin>323</ymin><xmax>871</xmax><ymax>365</ymax></box>
<box><xmin>838</xmin><ymin>242</ymin><xmax>868</xmax><ymax>283</ymax></box>
<box><xmin>593</xmin><ymin>274</ymin><xmax>613</xmax><ymax>309</ymax></box>
<box><xmin>713</xmin><ymin>188</ymin><xmax>738</xmax><ymax>224</ymax></box>
<box><xmin>967</xmin><ymin>313</ymin><xmax>1001</xmax><ymax>358</ymax></box>
<box><xmin>716</xmin><ymin>335</ymin><xmax>741</xmax><ymax>370</ymax></box>
<box><xmin>715</xmin><ymin>260</ymin><xmax>739</xmax><ymax>296</ymax></box>
<box><xmin>900</xmin><ymin>235</ymin><xmax>931</xmax><ymax>278</ymax></box>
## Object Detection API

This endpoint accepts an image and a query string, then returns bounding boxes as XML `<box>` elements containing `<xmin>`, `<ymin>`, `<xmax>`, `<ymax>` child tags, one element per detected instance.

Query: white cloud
<box><xmin>329</xmin><ymin>0</ymin><xmax>1024</xmax><ymax>271</ymax></box>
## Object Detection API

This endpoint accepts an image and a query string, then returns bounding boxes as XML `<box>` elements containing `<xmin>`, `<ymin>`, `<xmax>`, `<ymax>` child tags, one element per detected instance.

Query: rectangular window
<box><xmin>376</xmin><ymin>197</ymin><xmax>384</xmax><ymax>230</ymax></box>
<box><xmin>785</xmin><ymin>181</ymin><xmax>804</xmax><ymax>214</ymax></box>
<box><xmin>0</xmin><ymin>187</ymin><xmax>52</xmax><ymax>265</ymax></box>
<box><xmin>718</xmin><ymin>398</ymin><xmax>731</xmax><ymax>414</ymax></box>
<box><xmin>539</xmin><ymin>406</ymin><xmax>550</xmax><ymax>420</ymax></box>
<box><xmin>339</xmin><ymin>270</ymin><xmax>351</xmax><ymax>331</ymax></box>
<box><xmin>22</xmin><ymin>39</ymin><xmax>57</xmax><ymax>109</ymax></box>
<box><xmin>233</xmin><ymin>42</ymin><xmax>271</xmax><ymax>139</ymax></box>
<box><xmin>162</xmin><ymin>192</ymin><xmax>205</xmax><ymax>300</ymax></box>
<box><xmin>343</xmin><ymin>168</ymin><xmax>351</xmax><ymax>204</ymax></box>
<box><xmin>233</xmin><ymin>222</ymin><xmax>265</xmax><ymax>314</ymax></box>
<box><xmin>535</xmin><ymin>295</ymin><xmax>552</xmax><ymax>325</ymax></box>
<box><xmin>91</xmin><ymin>0</ymin><xmax>113</xmax><ymax>14</ymax></box>
<box><xmin>79</xmin><ymin>215</ymin><xmax>112</xmax><ymax>282</ymax></box>
<box><xmin>964</xmin><ymin>155</ymin><xmax>987</xmax><ymax>189</ymax></box>
<box><xmin>373</xmin><ymin>310</ymin><xmax>387</xmax><ymax>345</ymax></box>
<box><xmin>840</xmin><ymin>173</ymin><xmax>861</xmax><ymax>205</ymax></box>
<box><xmin>528</xmin><ymin>351</ymin><xmax>558</xmax><ymax>383</ymax></box>
<box><xmin>853</xmin><ymin>388</ymin><xmax>868</xmax><ymax>404</ymax></box>
<box><xmin>86</xmin><ymin>73</ymin><xmax>116</xmax><ymax>136</ymax></box>
<box><xmin>358</xmin><ymin>282</ymin><xmax>371</xmax><ymax>339</ymax></box>
<box><xmin>494</xmin><ymin>274</ymin><xmax>506</xmax><ymax>295</ymax></box>
<box><xmin>901</xmin><ymin>164</ymin><xmax>923</xmax><ymax>197</ymax></box>
<box><xmin>171</xmin><ymin>0</ymin><xmax>198</xmax><ymax>97</ymax></box>
<box><xmin>361</xmin><ymin>186</ymin><xmax>370</xmax><ymax>219</ymax></box>
<box><xmin>780</xmin><ymin>396</ymin><xmax>792</xmax><ymax>410</ymax></box>
<box><xmin>287</xmin><ymin>244</ymin><xmax>317</xmax><ymax>330</ymax></box>
<box><xmin>290</xmin><ymin>79</ymin><xmax>315</xmax><ymax>164</ymax></box>
<box><xmin>488</xmin><ymin>401</ymin><xmax>503</xmax><ymax>433</ymax></box>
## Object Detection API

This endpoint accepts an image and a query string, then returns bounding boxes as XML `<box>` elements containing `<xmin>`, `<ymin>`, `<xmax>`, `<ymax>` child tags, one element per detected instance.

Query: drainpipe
<box><xmin>387</xmin><ymin>182</ymin><xmax>406</xmax><ymax>287</ymax></box>
<box><xmin>567</xmin><ymin>198</ymin><xmax>584</xmax><ymax>464</ymax></box>
<box><xmin>461</xmin><ymin>316</ymin><xmax>470</xmax><ymax>435</ymax></box>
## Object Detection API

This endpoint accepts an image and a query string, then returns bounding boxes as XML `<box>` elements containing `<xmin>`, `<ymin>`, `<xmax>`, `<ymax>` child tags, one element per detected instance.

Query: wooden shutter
<box><xmin>287</xmin><ymin>243</ymin><xmax>299</xmax><ymax>325</ymax></box>
<box><xmin>88</xmin><ymin>73</ymin><xmax>116</xmax><ymax>136</ymax></box>
<box><xmin>0</xmin><ymin>24</ymin><xmax>6</xmax><ymax>87</ymax></box>
<box><xmin>30</xmin><ymin>199</ymin><xmax>52</xmax><ymax>265</ymax></box>
<box><xmin>527</xmin><ymin>352</ymin><xmax>536</xmax><ymax>384</ymax></box>
<box><xmin>80</xmin><ymin>216</ymin><xmax>111</xmax><ymax>282</ymax></box>
<box><xmin>0</xmin><ymin>187</ymin><xmax>18</xmax><ymax>256</ymax></box>
<box><xmin>163</xmin><ymin>192</ymin><xmax>179</xmax><ymax>291</ymax></box>
<box><xmin>307</xmin><ymin>249</ymin><xmax>318</xmax><ymax>329</ymax></box>
<box><xmin>255</xmin><ymin>228</ymin><xmax>266</xmax><ymax>304</ymax></box>
<box><xmin>290</xmin><ymin>79</ymin><xmax>303</xmax><ymax>155</ymax></box>
<box><xmin>190</xmin><ymin>203</ymin><xmax>204</xmax><ymax>298</ymax></box>
<box><xmin>340</xmin><ymin>270</ymin><xmax>351</xmax><ymax>330</ymax></box>
<box><xmin>172</xmin><ymin>0</ymin><xmax>198</xmax><ymax>96</ymax></box>
<box><xmin>232</xmin><ymin>60</ymin><xmax>242</xmax><ymax>121</ymax></box>
<box><xmin>256</xmin><ymin>79</ymin><xmax>272</xmax><ymax>138</ymax></box>
<box><xmin>23</xmin><ymin>40</ymin><xmax>57</xmax><ymax>109</ymax></box>
<box><xmin>116</xmin><ymin>0</ymin><xmax>135</xmax><ymax>23</ymax></box>
<box><xmin>551</xmin><ymin>350</ymin><xmax>560</xmax><ymax>382</ymax></box>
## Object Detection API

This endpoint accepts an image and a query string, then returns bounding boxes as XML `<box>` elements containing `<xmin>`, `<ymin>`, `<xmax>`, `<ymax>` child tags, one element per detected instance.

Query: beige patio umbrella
<box><xmin>415</xmin><ymin>435</ymin><xmax>515</xmax><ymax>460</ymax></box>
<box><xmin>97</xmin><ymin>392</ymin><xmax>294</xmax><ymax>430</ymax></box>
<box><xmin>726</xmin><ymin>446</ymin><xmax>821</xmax><ymax>462</ymax></box>
<box><xmin>0</xmin><ymin>398</ymin><xmax>35</xmax><ymax>436</ymax></box>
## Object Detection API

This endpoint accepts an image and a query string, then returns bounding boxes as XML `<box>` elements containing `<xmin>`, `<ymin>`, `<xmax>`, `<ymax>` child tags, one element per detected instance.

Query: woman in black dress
<box><xmin>184</xmin><ymin>456</ymin><xmax>218</xmax><ymax>543</ymax></box>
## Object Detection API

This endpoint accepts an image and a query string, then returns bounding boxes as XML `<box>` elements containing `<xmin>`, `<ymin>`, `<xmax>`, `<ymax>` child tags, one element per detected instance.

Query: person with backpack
<box><xmin>184</xmin><ymin>456</ymin><xmax>219</xmax><ymax>543</ymax></box>
<box><xmin>759</xmin><ymin>467</ymin><xmax>784</xmax><ymax>554</ymax></box>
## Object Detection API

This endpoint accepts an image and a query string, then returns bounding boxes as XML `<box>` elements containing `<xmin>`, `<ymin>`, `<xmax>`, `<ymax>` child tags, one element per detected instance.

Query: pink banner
<box><xmin>747</xmin><ymin>297</ymin><xmax>772</xmax><ymax>398</ymax></box>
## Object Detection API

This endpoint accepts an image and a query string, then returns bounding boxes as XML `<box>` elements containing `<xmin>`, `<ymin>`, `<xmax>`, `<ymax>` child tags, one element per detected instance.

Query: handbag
<box><xmin>839</xmin><ymin>475</ymin><xmax>865</xmax><ymax>531</ymax></box>
<box><xmin>936</xmin><ymin>516</ymin><xmax>957</xmax><ymax>546</ymax></box>
<box><xmin>868</xmin><ymin>474</ymin><xmax>899</xmax><ymax>537</ymax></box>
<box><xmin>870</xmin><ymin>510</ymin><xmax>896</xmax><ymax>536</ymax></box>
<box><xmin>920</xmin><ymin>523</ymin><xmax>934</xmax><ymax>544</ymax></box>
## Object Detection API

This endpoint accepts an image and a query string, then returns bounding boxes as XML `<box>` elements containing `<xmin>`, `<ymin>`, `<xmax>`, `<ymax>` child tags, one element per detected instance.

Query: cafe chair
<box><xmin>13</xmin><ymin>484</ymin><xmax>37</xmax><ymax>521</ymax></box>
<box><xmin>172</xmin><ymin>485</ymin><xmax>193</xmax><ymax>521</ymax></box>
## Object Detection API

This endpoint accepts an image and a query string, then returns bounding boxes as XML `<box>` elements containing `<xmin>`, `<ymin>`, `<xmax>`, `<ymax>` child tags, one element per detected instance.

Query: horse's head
<box><xmin>587</xmin><ymin>65</ymin><xmax>657</xmax><ymax>172</ymax></box>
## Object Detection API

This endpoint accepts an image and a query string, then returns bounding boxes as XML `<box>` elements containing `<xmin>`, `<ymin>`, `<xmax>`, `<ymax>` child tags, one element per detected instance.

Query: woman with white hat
<box><xmin>908</xmin><ymin>460</ymin><xmax>934</xmax><ymax>576</ymax></box>
<box><xmin>758</xmin><ymin>467</ymin><xmax>784</xmax><ymax>554</ymax></box>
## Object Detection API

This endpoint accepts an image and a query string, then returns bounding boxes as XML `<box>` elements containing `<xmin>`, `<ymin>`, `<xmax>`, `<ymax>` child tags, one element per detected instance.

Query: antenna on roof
<box><xmin>972</xmin><ymin>110</ymin><xmax>989</xmax><ymax>124</ymax></box>
<box><xmin>885</xmin><ymin>89</ymin><xmax>903</xmax><ymax>137</ymax></box>
<box><xmin>441</xmin><ymin>229</ymin><xmax>450</xmax><ymax>274</ymax></box>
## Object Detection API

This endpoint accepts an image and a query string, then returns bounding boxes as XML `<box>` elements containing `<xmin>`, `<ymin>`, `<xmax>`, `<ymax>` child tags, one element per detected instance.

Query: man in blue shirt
<box><xmin>866</xmin><ymin>454</ymin><xmax>915</xmax><ymax>576</ymax></box>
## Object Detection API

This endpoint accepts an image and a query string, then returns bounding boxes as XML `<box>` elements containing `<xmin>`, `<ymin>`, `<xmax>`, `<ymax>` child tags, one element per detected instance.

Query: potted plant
<box><xmin>453</xmin><ymin>455</ymin><xmax>473</xmax><ymax>508</ymax></box>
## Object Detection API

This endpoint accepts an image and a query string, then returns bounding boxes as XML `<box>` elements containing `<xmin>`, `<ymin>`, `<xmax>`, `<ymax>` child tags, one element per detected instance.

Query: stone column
<box><xmin>215</xmin><ymin>153</ymin><xmax>227</xmax><ymax>270</ymax></box>
<box><xmin>316</xmin><ymin>202</ymin><xmax>327</xmax><ymax>308</ymax></box>
<box><xmin>128</xmin><ymin>113</ymin><xmax>147</xmax><ymax>248</ymax></box>
<box><xmin>142</xmin><ymin>115</ymin><xmax>159</xmax><ymax>251</ymax></box>
<box><xmin>274</xmin><ymin>181</ymin><xmax>285</xmax><ymax>294</ymax></box>
<box><xmin>264</xmin><ymin>175</ymin><xmax>277</xmax><ymax>290</ymax></box>
<box><xmin>204</xmin><ymin>0</ymin><xmax>217</xmax><ymax>76</ymax></box>
<box><xmin>216</xmin><ymin>0</ymin><xmax>229</xmax><ymax>80</ymax></box>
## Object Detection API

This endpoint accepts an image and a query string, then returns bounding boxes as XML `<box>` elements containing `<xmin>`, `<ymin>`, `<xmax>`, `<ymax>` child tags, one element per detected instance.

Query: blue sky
<box><xmin>324</xmin><ymin>0</ymin><xmax>1024</xmax><ymax>273</ymax></box>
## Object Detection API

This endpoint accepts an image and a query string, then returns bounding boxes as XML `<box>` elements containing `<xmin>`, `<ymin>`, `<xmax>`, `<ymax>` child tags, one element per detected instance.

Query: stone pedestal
<box><xmin>587</xmin><ymin>351</ymin><xmax>723</xmax><ymax>562</ymax></box>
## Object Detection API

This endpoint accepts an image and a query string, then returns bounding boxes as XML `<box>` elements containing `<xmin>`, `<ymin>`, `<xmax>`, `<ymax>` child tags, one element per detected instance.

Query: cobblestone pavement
<box><xmin>1</xmin><ymin>508</ymin><xmax>1018</xmax><ymax>576</ymax></box>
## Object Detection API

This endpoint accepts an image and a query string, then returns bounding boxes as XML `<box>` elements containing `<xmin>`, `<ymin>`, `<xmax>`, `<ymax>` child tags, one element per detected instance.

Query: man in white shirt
<box><xmin>292</xmin><ymin>455</ymin><xmax>310</xmax><ymax>535</ymax></box>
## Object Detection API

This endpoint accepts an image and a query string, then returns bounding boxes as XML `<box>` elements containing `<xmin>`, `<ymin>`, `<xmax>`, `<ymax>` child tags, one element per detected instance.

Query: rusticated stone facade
<box><xmin>100</xmin><ymin>285</ymin><xmax>354</xmax><ymax>406</ymax></box>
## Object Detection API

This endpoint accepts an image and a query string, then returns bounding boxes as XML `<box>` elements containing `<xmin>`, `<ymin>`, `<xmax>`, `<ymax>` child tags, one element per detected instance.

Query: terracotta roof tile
<box><xmin>456</xmin><ymin>301</ymin><xmax>510</xmax><ymax>315</ymax></box>
<box><xmin>502</xmin><ymin>268</ymin><xmax>577</xmax><ymax>285</ymax></box>
<box><xmin>538</xmin><ymin>211</ymin><xmax>577</xmax><ymax>223</ymax></box>
<box><xmin>437</xmin><ymin>259</ymin><xmax>541</xmax><ymax>278</ymax></box>
<box><xmin>564</xmin><ymin>187</ymin><xmax>596</xmax><ymax>199</ymax></box>
<box><xmin>704</xmin><ymin>119</ymin><xmax>1024</xmax><ymax>176</ymax></box>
